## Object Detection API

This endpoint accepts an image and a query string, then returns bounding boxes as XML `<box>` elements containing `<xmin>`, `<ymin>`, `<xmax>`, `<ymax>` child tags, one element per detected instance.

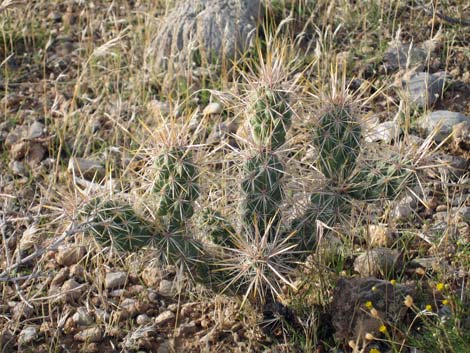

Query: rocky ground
<box><xmin>0</xmin><ymin>1</ymin><xmax>469</xmax><ymax>352</ymax></box>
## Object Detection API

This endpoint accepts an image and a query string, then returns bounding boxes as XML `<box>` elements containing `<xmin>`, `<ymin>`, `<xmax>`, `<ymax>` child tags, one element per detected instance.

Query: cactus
<box><xmin>199</xmin><ymin>208</ymin><xmax>236</xmax><ymax>248</ymax></box>
<box><xmin>250</xmin><ymin>87</ymin><xmax>292</xmax><ymax>150</ymax></box>
<box><xmin>153</xmin><ymin>147</ymin><xmax>199</xmax><ymax>227</ymax></box>
<box><xmin>84</xmin><ymin>199</ymin><xmax>155</xmax><ymax>251</ymax></box>
<box><xmin>312</xmin><ymin>105</ymin><xmax>361</xmax><ymax>182</ymax></box>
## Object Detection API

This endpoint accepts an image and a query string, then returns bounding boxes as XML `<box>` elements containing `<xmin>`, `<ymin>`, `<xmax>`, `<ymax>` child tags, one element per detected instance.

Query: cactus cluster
<box><xmin>82</xmin><ymin>83</ymin><xmax>416</xmax><ymax>307</ymax></box>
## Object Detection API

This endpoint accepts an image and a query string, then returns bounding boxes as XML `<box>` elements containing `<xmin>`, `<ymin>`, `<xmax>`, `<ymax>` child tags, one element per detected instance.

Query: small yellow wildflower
<box><xmin>442</xmin><ymin>299</ymin><xmax>449</xmax><ymax>306</ymax></box>
<box><xmin>425</xmin><ymin>304</ymin><xmax>433</xmax><ymax>311</ymax></box>
<box><xmin>370</xmin><ymin>349</ymin><xmax>381</xmax><ymax>353</ymax></box>
<box><xmin>371</xmin><ymin>286</ymin><xmax>377</xmax><ymax>292</ymax></box>
<box><xmin>365</xmin><ymin>301</ymin><xmax>373</xmax><ymax>309</ymax></box>
<box><xmin>404</xmin><ymin>295</ymin><xmax>414</xmax><ymax>308</ymax></box>
<box><xmin>379</xmin><ymin>325</ymin><xmax>387</xmax><ymax>333</ymax></box>
<box><xmin>436</xmin><ymin>283</ymin><xmax>444</xmax><ymax>291</ymax></box>
<box><xmin>390</xmin><ymin>279</ymin><xmax>397</xmax><ymax>286</ymax></box>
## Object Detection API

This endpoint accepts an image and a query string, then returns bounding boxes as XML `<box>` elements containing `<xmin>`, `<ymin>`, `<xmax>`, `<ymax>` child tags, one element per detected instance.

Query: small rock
<box><xmin>51</xmin><ymin>267</ymin><xmax>70</xmax><ymax>287</ymax></box>
<box><xmin>120</xmin><ymin>298</ymin><xmax>138</xmax><ymax>315</ymax></box>
<box><xmin>383</xmin><ymin>44</ymin><xmax>428</xmax><ymax>71</ymax></box>
<box><xmin>68</xmin><ymin>157</ymin><xmax>105</xmax><ymax>181</ymax></box>
<box><xmin>19</xmin><ymin>225</ymin><xmax>39</xmax><ymax>252</ymax></box>
<box><xmin>203</xmin><ymin>102</ymin><xmax>223</xmax><ymax>115</ymax></box>
<box><xmin>136</xmin><ymin>314</ymin><xmax>151</xmax><ymax>325</ymax></box>
<box><xmin>453</xmin><ymin>120</ymin><xmax>470</xmax><ymax>153</ymax></box>
<box><xmin>418</xmin><ymin>110</ymin><xmax>468</xmax><ymax>143</ymax></box>
<box><xmin>18</xmin><ymin>326</ymin><xmax>37</xmax><ymax>345</ymax></box>
<box><xmin>61</xmin><ymin>279</ymin><xmax>83</xmax><ymax>302</ymax></box>
<box><xmin>141</xmin><ymin>263</ymin><xmax>161</xmax><ymax>287</ymax></box>
<box><xmin>56</xmin><ymin>245</ymin><xmax>86</xmax><ymax>266</ymax></box>
<box><xmin>26</xmin><ymin>143</ymin><xmax>47</xmax><ymax>166</ymax></box>
<box><xmin>365</xmin><ymin>121</ymin><xmax>400</xmax><ymax>143</ymax></box>
<box><xmin>72</xmin><ymin>307</ymin><xmax>94</xmax><ymax>327</ymax></box>
<box><xmin>94</xmin><ymin>309</ymin><xmax>110</xmax><ymax>322</ymax></box>
<box><xmin>28</xmin><ymin>121</ymin><xmax>45</xmax><ymax>139</ymax></box>
<box><xmin>426</xmin><ymin>153</ymin><xmax>469</xmax><ymax>179</ymax></box>
<box><xmin>105</xmin><ymin>271</ymin><xmax>127</xmax><ymax>290</ymax></box>
<box><xmin>157</xmin><ymin>340</ymin><xmax>171</xmax><ymax>353</ymax></box>
<box><xmin>10</xmin><ymin>160</ymin><xmax>26</xmax><ymax>176</ymax></box>
<box><xmin>154</xmin><ymin>310</ymin><xmax>175</xmax><ymax>326</ymax></box>
<box><xmin>157</xmin><ymin>279</ymin><xmax>175</xmax><ymax>297</ymax></box>
<box><xmin>391</xmin><ymin>195</ymin><xmax>417</xmax><ymax>222</ymax></box>
<box><xmin>402</xmin><ymin>72</ymin><xmax>448</xmax><ymax>109</ymax></box>
<box><xmin>455</xmin><ymin>206</ymin><xmax>470</xmax><ymax>223</ymax></box>
<box><xmin>177</xmin><ymin>322</ymin><xmax>197</xmax><ymax>337</ymax></box>
<box><xmin>366</xmin><ymin>224</ymin><xmax>394</xmax><ymax>247</ymax></box>
<box><xmin>74</xmin><ymin>327</ymin><xmax>102</xmax><ymax>343</ymax></box>
<box><xmin>10</xmin><ymin>141</ymin><xmax>27</xmax><ymax>160</ymax></box>
<box><xmin>11</xmin><ymin>302</ymin><xmax>34</xmax><ymax>320</ymax></box>
<box><xmin>354</xmin><ymin>248</ymin><xmax>401</xmax><ymax>277</ymax></box>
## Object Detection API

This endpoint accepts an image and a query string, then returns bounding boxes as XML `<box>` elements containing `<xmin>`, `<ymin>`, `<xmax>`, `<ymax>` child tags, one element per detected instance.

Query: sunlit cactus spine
<box><xmin>153</xmin><ymin>146</ymin><xmax>199</xmax><ymax>228</ymax></box>
<box><xmin>85</xmin><ymin>199</ymin><xmax>155</xmax><ymax>252</ymax></box>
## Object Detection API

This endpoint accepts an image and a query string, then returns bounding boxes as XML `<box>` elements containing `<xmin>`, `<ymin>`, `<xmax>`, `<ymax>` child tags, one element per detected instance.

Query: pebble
<box><xmin>105</xmin><ymin>271</ymin><xmax>127</xmax><ymax>290</ymax></box>
<box><xmin>61</xmin><ymin>279</ymin><xmax>83</xmax><ymax>302</ymax></box>
<box><xmin>365</xmin><ymin>121</ymin><xmax>399</xmax><ymax>143</ymax></box>
<box><xmin>136</xmin><ymin>314</ymin><xmax>151</xmax><ymax>325</ymax></box>
<box><xmin>383</xmin><ymin>43</ymin><xmax>428</xmax><ymax>71</ymax></box>
<box><xmin>18</xmin><ymin>326</ymin><xmax>37</xmax><ymax>345</ymax></box>
<box><xmin>453</xmin><ymin>120</ymin><xmax>470</xmax><ymax>153</ymax></box>
<box><xmin>74</xmin><ymin>327</ymin><xmax>102</xmax><ymax>342</ymax></box>
<box><xmin>56</xmin><ymin>245</ymin><xmax>86</xmax><ymax>266</ymax></box>
<box><xmin>51</xmin><ymin>267</ymin><xmax>70</xmax><ymax>287</ymax></box>
<box><xmin>354</xmin><ymin>248</ymin><xmax>401</xmax><ymax>277</ymax></box>
<box><xmin>418</xmin><ymin>110</ymin><xmax>468</xmax><ymax>143</ymax></box>
<box><xmin>28</xmin><ymin>121</ymin><xmax>45</xmax><ymax>139</ymax></box>
<box><xmin>10</xmin><ymin>160</ymin><xmax>27</xmax><ymax>176</ymax></box>
<box><xmin>176</xmin><ymin>322</ymin><xmax>197</xmax><ymax>337</ymax></box>
<box><xmin>203</xmin><ymin>102</ymin><xmax>223</xmax><ymax>115</ymax></box>
<box><xmin>10</xmin><ymin>141</ymin><xmax>27</xmax><ymax>160</ymax></box>
<box><xmin>72</xmin><ymin>307</ymin><xmax>94</xmax><ymax>327</ymax></box>
<box><xmin>366</xmin><ymin>224</ymin><xmax>394</xmax><ymax>247</ymax></box>
<box><xmin>157</xmin><ymin>279</ymin><xmax>176</xmax><ymax>297</ymax></box>
<box><xmin>391</xmin><ymin>195</ymin><xmax>417</xmax><ymax>222</ymax></box>
<box><xmin>154</xmin><ymin>310</ymin><xmax>175</xmax><ymax>326</ymax></box>
<box><xmin>67</xmin><ymin>157</ymin><xmax>105</xmax><ymax>181</ymax></box>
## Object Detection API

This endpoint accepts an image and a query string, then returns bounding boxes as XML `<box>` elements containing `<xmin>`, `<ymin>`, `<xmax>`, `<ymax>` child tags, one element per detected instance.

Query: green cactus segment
<box><xmin>349</xmin><ymin>156</ymin><xmax>415</xmax><ymax>201</ymax></box>
<box><xmin>153</xmin><ymin>147</ymin><xmax>199</xmax><ymax>226</ymax></box>
<box><xmin>85</xmin><ymin>200</ymin><xmax>154</xmax><ymax>251</ymax></box>
<box><xmin>312</xmin><ymin>105</ymin><xmax>361</xmax><ymax>181</ymax></box>
<box><xmin>290</xmin><ymin>191</ymin><xmax>351</xmax><ymax>254</ymax></box>
<box><xmin>200</xmin><ymin>209</ymin><xmax>236</xmax><ymax>248</ymax></box>
<box><xmin>250</xmin><ymin>88</ymin><xmax>292</xmax><ymax>149</ymax></box>
<box><xmin>241</xmin><ymin>152</ymin><xmax>284</xmax><ymax>234</ymax></box>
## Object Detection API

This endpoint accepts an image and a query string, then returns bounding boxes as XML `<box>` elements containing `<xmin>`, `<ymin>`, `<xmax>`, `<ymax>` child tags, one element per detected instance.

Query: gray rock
<box><xmin>154</xmin><ymin>310</ymin><xmax>175</xmax><ymax>326</ymax></box>
<box><xmin>51</xmin><ymin>267</ymin><xmax>70</xmax><ymax>287</ymax></box>
<box><xmin>418</xmin><ymin>110</ymin><xmax>468</xmax><ymax>143</ymax></box>
<box><xmin>455</xmin><ymin>206</ymin><xmax>470</xmax><ymax>223</ymax></box>
<box><xmin>365</xmin><ymin>224</ymin><xmax>394</xmax><ymax>247</ymax></box>
<box><xmin>330</xmin><ymin>277</ymin><xmax>414</xmax><ymax>341</ymax></box>
<box><xmin>105</xmin><ymin>271</ymin><xmax>127</xmax><ymax>290</ymax></box>
<box><xmin>177</xmin><ymin>321</ymin><xmax>197</xmax><ymax>337</ymax></box>
<box><xmin>425</xmin><ymin>153</ymin><xmax>469</xmax><ymax>179</ymax></box>
<box><xmin>354</xmin><ymin>248</ymin><xmax>401</xmax><ymax>277</ymax></box>
<box><xmin>74</xmin><ymin>327</ymin><xmax>102</xmax><ymax>343</ymax></box>
<box><xmin>18</xmin><ymin>326</ymin><xmax>37</xmax><ymax>345</ymax></box>
<box><xmin>10</xmin><ymin>160</ymin><xmax>26</xmax><ymax>176</ymax></box>
<box><xmin>136</xmin><ymin>314</ymin><xmax>151</xmax><ymax>325</ymax></box>
<box><xmin>402</xmin><ymin>72</ymin><xmax>448</xmax><ymax>109</ymax></box>
<box><xmin>365</xmin><ymin>121</ymin><xmax>400</xmax><ymax>143</ymax></box>
<box><xmin>152</xmin><ymin>0</ymin><xmax>262</xmax><ymax>71</ymax></box>
<box><xmin>72</xmin><ymin>307</ymin><xmax>94</xmax><ymax>327</ymax></box>
<box><xmin>56</xmin><ymin>245</ymin><xmax>86</xmax><ymax>266</ymax></box>
<box><xmin>391</xmin><ymin>195</ymin><xmax>417</xmax><ymax>222</ymax></box>
<box><xmin>61</xmin><ymin>279</ymin><xmax>84</xmax><ymax>302</ymax></box>
<box><xmin>28</xmin><ymin>121</ymin><xmax>45</xmax><ymax>139</ymax></box>
<box><xmin>158</xmin><ymin>279</ymin><xmax>176</xmax><ymax>297</ymax></box>
<box><xmin>383</xmin><ymin>44</ymin><xmax>428</xmax><ymax>71</ymax></box>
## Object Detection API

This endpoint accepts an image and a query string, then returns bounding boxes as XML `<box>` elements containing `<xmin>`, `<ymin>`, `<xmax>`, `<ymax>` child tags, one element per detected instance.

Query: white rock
<box><xmin>72</xmin><ymin>307</ymin><xmax>94</xmax><ymax>327</ymax></box>
<box><xmin>56</xmin><ymin>245</ymin><xmax>86</xmax><ymax>266</ymax></box>
<box><xmin>203</xmin><ymin>102</ymin><xmax>222</xmax><ymax>115</ymax></box>
<box><xmin>74</xmin><ymin>327</ymin><xmax>102</xmax><ymax>342</ymax></box>
<box><xmin>18</xmin><ymin>326</ymin><xmax>37</xmax><ymax>345</ymax></box>
<box><xmin>157</xmin><ymin>279</ymin><xmax>175</xmax><ymax>297</ymax></box>
<box><xmin>154</xmin><ymin>310</ymin><xmax>175</xmax><ymax>326</ymax></box>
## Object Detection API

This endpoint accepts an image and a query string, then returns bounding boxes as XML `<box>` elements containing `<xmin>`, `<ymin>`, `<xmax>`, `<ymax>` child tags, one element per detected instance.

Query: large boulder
<box><xmin>152</xmin><ymin>0</ymin><xmax>263</xmax><ymax>72</ymax></box>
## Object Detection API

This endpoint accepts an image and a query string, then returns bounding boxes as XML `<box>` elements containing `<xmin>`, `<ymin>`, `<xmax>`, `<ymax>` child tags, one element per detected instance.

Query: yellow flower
<box><xmin>390</xmin><ymin>279</ymin><xmax>396</xmax><ymax>286</ymax></box>
<box><xmin>379</xmin><ymin>325</ymin><xmax>387</xmax><ymax>333</ymax></box>
<box><xmin>370</xmin><ymin>349</ymin><xmax>381</xmax><ymax>353</ymax></box>
<box><xmin>365</xmin><ymin>301</ymin><xmax>373</xmax><ymax>309</ymax></box>
<box><xmin>404</xmin><ymin>295</ymin><xmax>414</xmax><ymax>308</ymax></box>
<box><xmin>436</xmin><ymin>283</ymin><xmax>444</xmax><ymax>291</ymax></box>
<box><xmin>425</xmin><ymin>304</ymin><xmax>433</xmax><ymax>311</ymax></box>
<box><xmin>371</xmin><ymin>286</ymin><xmax>377</xmax><ymax>292</ymax></box>
<box><xmin>442</xmin><ymin>299</ymin><xmax>449</xmax><ymax>306</ymax></box>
